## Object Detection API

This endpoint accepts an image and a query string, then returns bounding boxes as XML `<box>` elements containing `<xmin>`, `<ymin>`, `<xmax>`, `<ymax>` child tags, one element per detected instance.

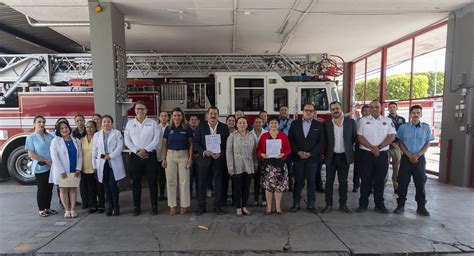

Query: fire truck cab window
<box><xmin>273</xmin><ymin>88</ymin><xmax>288</xmax><ymax>111</ymax></box>
<box><xmin>300</xmin><ymin>88</ymin><xmax>329</xmax><ymax>111</ymax></box>
<box><xmin>234</xmin><ymin>78</ymin><xmax>264</xmax><ymax>112</ymax></box>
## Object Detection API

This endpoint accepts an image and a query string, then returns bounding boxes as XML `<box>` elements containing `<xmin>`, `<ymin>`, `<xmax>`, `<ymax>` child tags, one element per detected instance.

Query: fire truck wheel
<box><xmin>7</xmin><ymin>146</ymin><xmax>36</xmax><ymax>185</ymax></box>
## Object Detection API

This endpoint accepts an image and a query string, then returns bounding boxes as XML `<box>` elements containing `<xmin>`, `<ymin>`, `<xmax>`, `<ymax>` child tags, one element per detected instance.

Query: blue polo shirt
<box><xmin>25</xmin><ymin>132</ymin><xmax>55</xmax><ymax>174</ymax></box>
<box><xmin>163</xmin><ymin>126</ymin><xmax>193</xmax><ymax>150</ymax></box>
<box><xmin>397</xmin><ymin>122</ymin><xmax>434</xmax><ymax>155</ymax></box>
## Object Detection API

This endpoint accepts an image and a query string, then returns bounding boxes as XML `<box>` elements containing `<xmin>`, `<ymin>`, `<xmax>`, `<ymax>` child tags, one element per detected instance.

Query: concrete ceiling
<box><xmin>2</xmin><ymin>0</ymin><xmax>472</xmax><ymax>61</ymax></box>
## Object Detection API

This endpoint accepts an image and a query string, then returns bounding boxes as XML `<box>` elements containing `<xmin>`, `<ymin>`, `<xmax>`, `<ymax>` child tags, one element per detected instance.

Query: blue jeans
<box><xmin>293</xmin><ymin>159</ymin><xmax>317</xmax><ymax>207</ymax></box>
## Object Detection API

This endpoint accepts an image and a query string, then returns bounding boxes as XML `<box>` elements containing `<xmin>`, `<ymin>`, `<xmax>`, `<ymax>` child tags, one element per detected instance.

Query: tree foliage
<box><xmin>355</xmin><ymin>72</ymin><xmax>441</xmax><ymax>101</ymax></box>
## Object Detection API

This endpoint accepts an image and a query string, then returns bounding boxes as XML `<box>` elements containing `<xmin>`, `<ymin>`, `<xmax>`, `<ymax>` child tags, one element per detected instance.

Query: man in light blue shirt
<box><xmin>394</xmin><ymin>105</ymin><xmax>433</xmax><ymax>216</ymax></box>
<box><xmin>278</xmin><ymin>105</ymin><xmax>293</xmax><ymax>135</ymax></box>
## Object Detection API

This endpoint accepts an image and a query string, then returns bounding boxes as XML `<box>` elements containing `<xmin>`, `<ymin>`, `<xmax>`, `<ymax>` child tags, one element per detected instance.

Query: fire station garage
<box><xmin>0</xmin><ymin>1</ymin><xmax>473</xmax><ymax>255</ymax></box>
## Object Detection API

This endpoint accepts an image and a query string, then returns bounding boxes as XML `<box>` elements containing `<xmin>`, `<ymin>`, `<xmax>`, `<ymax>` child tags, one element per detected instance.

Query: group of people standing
<box><xmin>26</xmin><ymin>99</ymin><xmax>433</xmax><ymax>219</ymax></box>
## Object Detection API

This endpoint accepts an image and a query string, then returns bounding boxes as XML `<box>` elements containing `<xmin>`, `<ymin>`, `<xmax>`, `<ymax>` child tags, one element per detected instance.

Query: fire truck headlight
<box><xmin>0</xmin><ymin>130</ymin><xmax>8</xmax><ymax>140</ymax></box>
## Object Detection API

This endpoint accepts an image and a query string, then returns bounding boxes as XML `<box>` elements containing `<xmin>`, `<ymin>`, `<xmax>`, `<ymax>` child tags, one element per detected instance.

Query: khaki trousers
<box><xmin>387</xmin><ymin>145</ymin><xmax>402</xmax><ymax>190</ymax></box>
<box><xmin>166</xmin><ymin>150</ymin><xmax>190</xmax><ymax>208</ymax></box>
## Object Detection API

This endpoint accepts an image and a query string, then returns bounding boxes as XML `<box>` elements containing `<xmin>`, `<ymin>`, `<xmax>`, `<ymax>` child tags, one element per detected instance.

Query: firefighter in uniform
<box><xmin>356</xmin><ymin>100</ymin><xmax>396</xmax><ymax>214</ymax></box>
<box><xmin>387</xmin><ymin>102</ymin><xmax>406</xmax><ymax>190</ymax></box>
<box><xmin>394</xmin><ymin>105</ymin><xmax>433</xmax><ymax>216</ymax></box>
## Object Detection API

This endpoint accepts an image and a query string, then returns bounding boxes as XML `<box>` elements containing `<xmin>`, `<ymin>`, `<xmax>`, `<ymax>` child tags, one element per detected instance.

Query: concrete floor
<box><xmin>0</xmin><ymin>170</ymin><xmax>473</xmax><ymax>255</ymax></box>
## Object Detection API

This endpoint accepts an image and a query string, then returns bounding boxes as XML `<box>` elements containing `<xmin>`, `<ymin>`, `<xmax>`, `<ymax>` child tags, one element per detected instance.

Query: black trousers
<box><xmin>287</xmin><ymin>158</ymin><xmax>294</xmax><ymax>190</ymax></box>
<box><xmin>293</xmin><ymin>159</ymin><xmax>318</xmax><ymax>207</ymax></box>
<box><xmin>35</xmin><ymin>171</ymin><xmax>53</xmax><ymax>211</ymax></box>
<box><xmin>130</xmin><ymin>153</ymin><xmax>158</xmax><ymax>209</ymax></box>
<box><xmin>96</xmin><ymin>173</ymin><xmax>105</xmax><ymax>209</ymax></box>
<box><xmin>396</xmin><ymin>155</ymin><xmax>427</xmax><ymax>207</ymax></box>
<box><xmin>80</xmin><ymin>173</ymin><xmax>98</xmax><ymax>209</ymax></box>
<box><xmin>197</xmin><ymin>159</ymin><xmax>225</xmax><ymax>209</ymax></box>
<box><xmin>353</xmin><ymin>149</ymin><xmax>361</xmax><ymax>189</ymax></box>
<box><xmin>103</xmin><ymin>161</ymin><xmax>119</xmax><ymax>211</ymax></box>
<box><xmin>315</xmin><ymin>160</ymin><xmax>324</xmax><ymax>190</ymax></box>
<box><xmin>325</xmin><ymin>153</ymin><xmax>350</xmax><ymax>206</ymax></box>
<box><xmin>232</xmin><ymin>172</ymin><xmax>251</xmax><ymax>208</ymax></box>
<box><xmin>157</xmin><ymin>160</ymin><xmax>166</xmax><ymax>198</ymax></box>
<box><xmin>189</xmin><ymin>162</ymin><xmax>199</xmax><ymax>197</ymax></box>
<box><xmin>359</xmin><ymin>150</ymin><xmax>388</xmax><ymax>208</ymax></box>
<box><xmin>79</xmin><ymin>173</ymin><xmax>88</xmax><ymax>207</ymax></box>
<box><xmin>253</xmin><ymin>165</ymin><xmax>266</xmax><ymax>202</ymax></box>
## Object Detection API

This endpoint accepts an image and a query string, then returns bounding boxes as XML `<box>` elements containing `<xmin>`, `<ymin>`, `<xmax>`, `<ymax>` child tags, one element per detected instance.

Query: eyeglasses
<box><xmin>303</xmin><ymin>109</ymin><xmax>314</xmax><ymax>112</ymax></box>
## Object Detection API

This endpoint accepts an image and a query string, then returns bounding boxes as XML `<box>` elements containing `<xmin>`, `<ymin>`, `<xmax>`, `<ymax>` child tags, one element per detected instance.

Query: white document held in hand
<box><xmin>59</xmin><ymin>173</ymin><xmax>80</xmax><ymax>188</ymax></box>
<box><xmin>266</xmin><ymin>139</ymin><xmax>282</xmax><ymax>158</ymax></box>
<box><xmin>205</xmin><ymin>134</ymin><xmax>221</xmax><ymax>154</ymax></box>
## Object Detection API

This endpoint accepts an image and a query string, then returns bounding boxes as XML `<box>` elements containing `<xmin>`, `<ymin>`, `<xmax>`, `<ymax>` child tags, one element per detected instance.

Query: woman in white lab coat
<box><xmin>50</xmin><ymin>120</ymin><xmax>82</xmax><ymax>218</ymax></box>
<box><xmin>92</xmin><ymin>115</ymin><xmax>126</xmax><ymax>216</ymax></box>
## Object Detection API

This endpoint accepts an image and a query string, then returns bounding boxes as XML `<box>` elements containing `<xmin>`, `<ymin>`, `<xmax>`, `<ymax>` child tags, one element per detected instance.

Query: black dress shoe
<box><xmin>321</xmin><ymin>205</ymin><xmax>332</xmax><ymax>213</ymax></box>
<box><xmin>214</xmin><ymin>207</ymin><xmax>226</xmax><ymax>215</ymax></box>
<box><xmin>307</xmin><ymin>206</ymin><xmax>318</xmax><ymax>214</ymax></box>
<box><xmin>98</xmin><ymin>208</ymin><xmax>105</xmax><ymax>213</ymax></box>
<box><xmin>339</xmin><ymin>205</ymin><xmax>353</xmax><ymax>214</ymax></box>
<box><xmin>289</xmin><ymin>206</ymin><xmax>300</xmax><ymax>212</ymax></box>
<box><xmin>417</xmin><ymin>206</ymin><xmax>430</xmax><ymax>216</ymax></box>
<box><xmin>374</xmin><ymin>206</ymin><xmax>389</xmax><ymax>214</ymax></box>
<box><xmin>113</xmin><ymin>208</ymin><xmax>120</xmax><ymax>216</ymax></box>
<box><xmin>195</xmin><ymin>208</ymin><xmax>206</xmax><ymax>216</ymax></box>
<box><xmin>88</xmin><ymin>208</ymin><xmax>98</xmax><ymax>214</ymax></box>
<box><xmin>356</xmin><ymin>206</ymin><xmax>367</xmax><ymax>213</ymax></box>
<box><xmin>394</xmin><ymin>206</ymin><xmax>405</xmax><ymax>214</ymax></box>
<box><xmin>151</xmin><ymin>207</ymin><xmax>158</xmax><ymax>215</ymax></box>
<box><xmin>106</xmin><ymin>210</ymin><xmax>113</xmax><ymax>216</ymax></box>
<box><xmin>133</xmin><ymin>208</ymin><xmax>141</xmax><ymax>216</ymax></box>
<box><xmin>352</xmin><ymin>188</ymin><xmax>359</xmax><ymax>193</ymax></box>
<box><xmin>76</xmin><ymin>201</ymin><xmax>82</xmax><ymax>206</ymax></box>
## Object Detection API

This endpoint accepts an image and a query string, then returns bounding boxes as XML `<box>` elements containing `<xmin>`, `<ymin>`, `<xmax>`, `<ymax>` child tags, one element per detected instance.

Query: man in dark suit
<box><xmin>193</xmin><ymin>106</ymin><xmax>230</xmax><ymax>215</ymax></box>
<box><xmin>321</xmin><ymin>102</ymin><xmax>357</xmax><ymax>214</ymax></box>
<box><xmin>289</xmin><ymin>103</ymin><xmax>325</xmax><ymax>213</ymax></box>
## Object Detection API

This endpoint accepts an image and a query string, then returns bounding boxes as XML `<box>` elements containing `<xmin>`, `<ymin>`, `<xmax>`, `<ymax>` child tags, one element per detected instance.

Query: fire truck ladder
<box><xmin>0</xmin><ymin>53</ymin><xmax>339</xmax><ymax>101</ymax></box>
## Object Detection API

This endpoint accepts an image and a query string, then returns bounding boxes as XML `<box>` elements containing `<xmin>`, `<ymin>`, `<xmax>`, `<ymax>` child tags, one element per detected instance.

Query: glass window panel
<box><xmin>273</xmin><ymin>88</ymin><xmax>288</xmax><ymax>111</ymax></box>
<box><xmin>387</xmin><ymin>39</ymin><xmax>413</xmax><ymax>100</ymax></box>
<box><xmin>234</xmin><ymin>89</ymin><xmax>264</xmax><ymax>111</ymax></box>
<box><xmin>300</xmin><ymin>88</ymin><xmax>329</xmax><ymax>111</ymax></box>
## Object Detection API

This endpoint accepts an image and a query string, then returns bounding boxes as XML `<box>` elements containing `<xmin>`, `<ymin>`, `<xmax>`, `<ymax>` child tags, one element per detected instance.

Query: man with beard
<box><xmin>321</xmin><ymin>102</ymin><xmax>357</xmax><ymax>214</ymax></box>
<box><xmin>194</xmin><ymin>107</ymin><xmax>230</xmax><ymax>215</ymax></box>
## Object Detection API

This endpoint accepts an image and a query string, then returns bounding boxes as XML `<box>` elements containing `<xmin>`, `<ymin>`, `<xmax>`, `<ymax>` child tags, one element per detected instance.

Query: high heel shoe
<box><xmin>242</xmin><ymin>208</ymin><xmax>251</xmax><ymax>216</ymax></box>
<box><xmin>236</xmin><ymin>208</ymin><xmax>243</xmax><ymax>217</ymax></box>
<box><xmin>264</xmin><ymin>209</ymin><xmax>272</xmax><ymax>215</ymax></box>
<box><xmin>64</xmin><ymin>211</ymin><xmax>71</xmax><ymax>218</ymax></box>
<box><xmin>276</xmin><ymin>209</ymin><xmax>283</xmax><ymax>215</ymax></box>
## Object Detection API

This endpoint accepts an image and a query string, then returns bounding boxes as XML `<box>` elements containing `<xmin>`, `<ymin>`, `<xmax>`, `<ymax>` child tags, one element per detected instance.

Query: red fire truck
<box><xmin>0</xmin><ymin>53</ymin><xmax>342</xmax><ymax>184</ymax></box>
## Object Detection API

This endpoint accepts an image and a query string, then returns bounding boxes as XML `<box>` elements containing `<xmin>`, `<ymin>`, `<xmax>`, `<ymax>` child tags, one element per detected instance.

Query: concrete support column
<box><xmin>88</xmin><ymin>1</ymin><xmax>127</xmax><ymax>130</ymax></box>
<box><xmin>342</xmin><ymin>62</ymin><xmax>352</xmax><ymax>115</ymax></box>
<box><xmin>439</xmin><ymin>3</ymin><xmax>474</xmax><ymax>187</ymax></box>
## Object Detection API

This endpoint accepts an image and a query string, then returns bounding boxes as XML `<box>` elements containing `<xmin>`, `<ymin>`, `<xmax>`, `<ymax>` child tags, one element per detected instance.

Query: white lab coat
<box><xmin>92</xmin><ymin>129</ymin><xmax>126</xmax><ymax>183</ymax></box>
<box><xmin>49</xmin><ymin>137</ymin><xmax>82</xmax><ymax>185</ymax></box>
